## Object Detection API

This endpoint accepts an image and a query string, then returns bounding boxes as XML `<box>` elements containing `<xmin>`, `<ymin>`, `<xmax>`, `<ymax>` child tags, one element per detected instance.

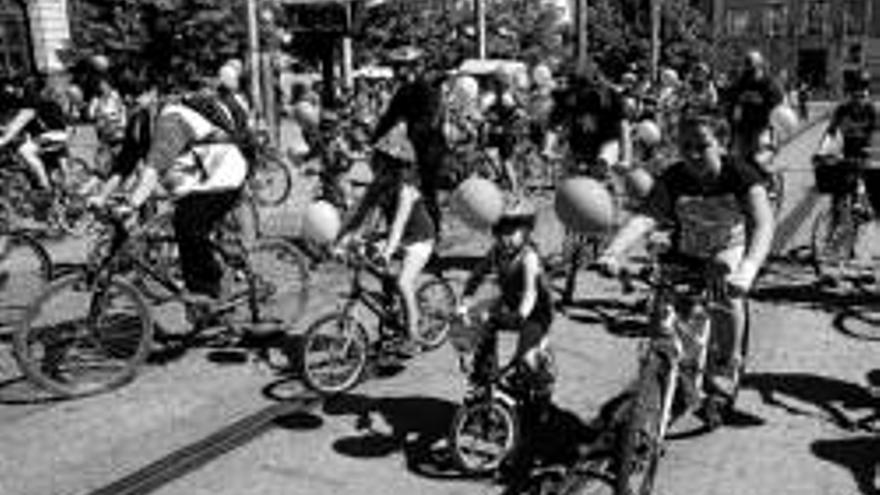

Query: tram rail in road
<box><xmin>85</xmin><ymin>394</ymin><xmax>322</xmax><ymax>495</ymax></box>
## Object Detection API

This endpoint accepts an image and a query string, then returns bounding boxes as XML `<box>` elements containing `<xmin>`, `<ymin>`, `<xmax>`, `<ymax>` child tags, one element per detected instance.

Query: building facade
<box><xmin>716</xmin><ymin>0</ymin><xmax>880</xmax><ymax>94</ymax></box>
<box><xmin>0</xmin><ymin>0</ymin><xmax>70</xmax><ymax>78</ymax></box>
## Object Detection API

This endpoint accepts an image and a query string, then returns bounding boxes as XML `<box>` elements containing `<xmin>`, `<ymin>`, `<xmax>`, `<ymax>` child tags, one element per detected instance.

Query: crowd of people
<box><xmin>1</xmin><ymin>42</ymin><xmax>877</xmax><ymax>486</ymax></box>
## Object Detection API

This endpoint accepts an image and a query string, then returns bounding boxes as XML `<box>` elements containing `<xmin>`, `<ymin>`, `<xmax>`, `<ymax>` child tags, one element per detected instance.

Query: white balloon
<box><xmin>771</xmin><ymin>104</ymin><xmax>799</xmax><ymax>134</ymax></box>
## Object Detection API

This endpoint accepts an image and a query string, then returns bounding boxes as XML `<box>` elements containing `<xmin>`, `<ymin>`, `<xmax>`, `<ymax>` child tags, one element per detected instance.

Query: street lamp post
<box><xmin>247</xmin><ymin>0</ymin><xmax>263</xmax><ymax>121</ymax></box>
<box><xmin>475</xmin><ymin>0</ymin><xmax>486</xmax><ymax>59</ymax></box>
<box><xmin>650</xmin><ymin>0</ymin><xmax>662</xmax><ymax>82</ymax></box>
<box><xmin>574</xmin><ymin>0</ymin><xmax>588</xmax><ymax>73</ymax></box>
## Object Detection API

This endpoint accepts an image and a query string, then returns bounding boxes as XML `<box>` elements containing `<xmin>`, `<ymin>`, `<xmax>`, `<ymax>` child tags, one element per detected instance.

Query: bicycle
<box><xmin>446</xmin><ymin>300</ymin><xmax>556</xmax><ymax>478</ymax></box>
<box><xmin>299</xmin><ymin>237</ymin><xmax>457</xmax><ymax>395</ymax></box>
<box><xmin>810</xmin><ymin>154</ymin><xmax>879</xmax><ymax>290</ymax></box>
<box><xmin>0</xmin><ymin>143</ymin><xmax>97</xmax><ymax>237</ymax></box>
<box><xmin>13</xmin><ymin>199</ymin><xmax>310</xmax><ymax>397</ymax></box>
<box><xmin>247</xmin><ymin>131</ymin><xmax>293</xmax><ymax>207</ymax></box>
<box><xmin>0</xmin><ymin>229</ymin><xmax>53</xmax><ymax>331</ymax></box>
<box><xmin>599</xmin><ymin>252</ymin><xmax>752</xmax><ymax>495</ymax></box>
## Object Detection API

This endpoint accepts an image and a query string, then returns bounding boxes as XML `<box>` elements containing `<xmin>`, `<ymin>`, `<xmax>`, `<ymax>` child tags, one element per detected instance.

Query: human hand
<box><xmin>595</xmin><ymin>252</ymin><xmax>622</xmax><ymax>278</ymax></box>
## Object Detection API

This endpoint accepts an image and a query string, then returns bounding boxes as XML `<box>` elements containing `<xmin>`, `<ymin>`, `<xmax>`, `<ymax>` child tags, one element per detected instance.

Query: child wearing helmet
<box><xmin>336</xmin><ymin>150</ymin><xmax>437</xmax><ymax>357</ymax></box>
<box><xmin>459</xmin><ymin>200</ymin><xmax>555</xmax><ymax>398</ymax></box>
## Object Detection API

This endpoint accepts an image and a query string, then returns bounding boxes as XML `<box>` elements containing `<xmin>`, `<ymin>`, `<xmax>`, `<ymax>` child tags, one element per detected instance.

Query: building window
<box><xmin>802</xmin><ymin>0</ymin><xmax>829</xmax><ymax>36</ymax></box>
<box><xmin>727</xmin><ymin>9</ymin><xmax>750</xmax><ymax>37</ymax></box>
<box><xmin>764</xmin><ymin>4</ymin><xmax>788</xmax><ymax>37</ymax></box>
<box><xmin>0</xmin><ymin>0</ymin><xmax>31</xmax><ymax>77</ymax></box>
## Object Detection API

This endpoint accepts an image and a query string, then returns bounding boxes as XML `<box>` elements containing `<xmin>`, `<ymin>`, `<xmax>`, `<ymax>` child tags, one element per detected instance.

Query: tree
<box><xmin>69</xmin><ymin>0</ymin><xmax>249</xmax><ymax>92</ymax></box>
<box><xmin>351</xmin><ymin>0</ymin><xmax>566</xmax><ymax>71</ymax></box>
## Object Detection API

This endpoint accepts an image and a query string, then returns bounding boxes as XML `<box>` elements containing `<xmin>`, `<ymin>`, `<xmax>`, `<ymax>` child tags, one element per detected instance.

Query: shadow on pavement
<box><xmin>743</xmin><ymin>372</ymin><xmax>878</xmax><ymax>431</ymax></box>
<box><xmin>321</xmin><ymin>393</ymin><xmax>464</xmax><ymax>478</ymax></box>
<box><xmin>560</xmin><ymin>297</ymin><xmax>651</xmax><ymax>338</ymax></box>
<box><xmin>0</xmin><ymin>376</ymin><xmax>65</xmax><ymax>404</ymax></box>
<box><xmin>811</xmin><ymin>436</ymin><xmax>880</xmax><ymax>495</ymax></box>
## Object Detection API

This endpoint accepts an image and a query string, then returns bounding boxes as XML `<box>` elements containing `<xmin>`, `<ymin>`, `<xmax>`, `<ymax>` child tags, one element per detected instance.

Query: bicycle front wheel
<box><xmin>300</xmin><ymin>312</ymin><xmax>369</xmax><ymax>395</ymax></box>
<box><xmin>249</xmin><ymin>153</ymin><xmax>293</xmax><ymax>207</ymax></box>
<box><xmin>13</xmin><ymin>272</ymin><xmax>154</xmax><ymax>396</ymax></box>
<box><xmin>246</xmin><ymin>237</ymin><xmax>310</xmax><ymax>326</ymax></box>
<box><xmin>416</xmin><ymin>275</ymin><xmax>457</xmax><ymax>350</ymax></box>
<box><xmin>449</xmin><ymin>398</ymin><xmax>520</xmax><ymax>476</ymax></box>
<box><xmin>0</xmin><ymin>231</ymin><xmax>52</xmax><ymax>330</ymax></box>
<box><xmin>615</xmin><ymin>361</ymin><xmax>665</xmax><ymax>495</ymax></box>
<box><xmin>811</xmin><ymin>205</ymin><xmax>862</xmax><ymax>282</ymax></box>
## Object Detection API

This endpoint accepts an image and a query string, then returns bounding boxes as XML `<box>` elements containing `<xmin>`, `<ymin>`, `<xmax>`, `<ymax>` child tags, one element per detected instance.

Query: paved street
<box><xmin>0</xmin><ymin>111</ymin><xmax>878</xmax><ymax>495</ymax></box>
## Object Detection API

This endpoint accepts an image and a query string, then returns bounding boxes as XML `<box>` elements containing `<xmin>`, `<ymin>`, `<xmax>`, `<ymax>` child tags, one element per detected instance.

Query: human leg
<box><xmin>708</xmin><ymin>246</ymin><xmax>748</xmax><ymax>399</ymax></box>
<box><xmin>18</xmin><ymin>139</ymin><xmax>50</xmax><ymax>190</ymax></box>
<box><xmin>397</xmin><ymin>240</ymin><xmax>434</xmax><ymax>346</ymax></box>
<box><xmin>173</xmin><ymin>189</ymin><xmax>241</xmax><ymax>298</ymax></box>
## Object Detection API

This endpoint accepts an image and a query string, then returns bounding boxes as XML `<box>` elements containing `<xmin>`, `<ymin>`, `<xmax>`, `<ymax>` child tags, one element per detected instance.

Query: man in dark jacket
<box><xmin>370</xmin><ymin>46</ymin><xmax>447</xmax><ymax>232</ymax></box>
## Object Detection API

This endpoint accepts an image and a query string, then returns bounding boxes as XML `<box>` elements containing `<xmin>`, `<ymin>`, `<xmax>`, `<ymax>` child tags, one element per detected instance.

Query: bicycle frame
<box><xmin>633</xmin><ymin>258</ymin><xmax>734</xmax><ymax>437</ymax></box>
<box><xmin>337</xmin><ymin>244</ymin><xmax>407</xmax><ymax>342</ymax></box>
<box><xmin>86</xmin><ymin>209</ymin><xmax>262</xmax><ymax>324</ymax></box>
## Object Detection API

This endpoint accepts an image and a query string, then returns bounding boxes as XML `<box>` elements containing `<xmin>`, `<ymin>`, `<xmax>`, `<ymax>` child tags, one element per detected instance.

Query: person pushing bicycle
<box><xmin>597</xmin><ymin>114</ymin><xmax>775</xmax><ymax>403</ymax></box>
<box><xmin>458</xmin><ymin>200</ymin><xmax>556</xmax><ymax>402</ymax></box>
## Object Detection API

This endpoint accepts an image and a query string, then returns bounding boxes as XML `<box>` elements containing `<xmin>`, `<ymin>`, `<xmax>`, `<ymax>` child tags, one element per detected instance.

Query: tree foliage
<box><xmin>68</xmin><ymin>0</ymin><xmax>249</xmax><ymax>91</ymax></box>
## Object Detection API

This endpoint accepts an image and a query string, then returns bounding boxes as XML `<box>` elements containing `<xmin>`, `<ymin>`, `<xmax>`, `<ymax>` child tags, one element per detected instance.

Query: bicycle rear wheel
<box><xmin>810</xmin><ymin>206</ymin><xmax>858</xmax><ymax>281</ymax></box>
<box><xmin>249</xmin><ymin>152</ymin><xmax>293</xmax><ymax>207</ymax></box>
<box><xmin>615</xmin><ymin>359</ymin><xmax>666</xmax><ymax>495</ymax></box>
<box><xmin>300</xmin><ymin>312</ymin><xmax>369</xmax><ymax>395</ymax></box>
<box><xmin>13</xmin><ymin>272</ymin><xmax>154</xmax><ymax>396</ymax></box>
<box><xmin>449</xmin><ymin>398</ymin><xmax>520</xmax><ymax>476</ymax></box>
<box><xmin>245</xmin><ymin>237</ymin><xmax>310</xmax><ymax>326</ymax></box>
<box><xmin>0</xmin><ymin>231</ymin><xmax>52</xmax><ymax>330</ymax></box>
<box><xmin>415</xmin><ymin>275</ymin><xmax>457</xmax><ymax>350</ymax></box>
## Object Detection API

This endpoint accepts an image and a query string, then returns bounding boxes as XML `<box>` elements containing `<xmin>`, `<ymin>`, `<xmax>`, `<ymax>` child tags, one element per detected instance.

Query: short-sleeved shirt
<box><xmin>641</xmin><ymin>157</ymin><xmax>764</xmax><ymax>257</ymax></box>
<box><xmin>726</xmin><ymin>75</ymin><xmax>784</xmax><ymax>134</ymax></box>
<box><xmin>376</xmin><ymin>166</ymin><xmax>436</xmax><ymax>245</ymax></box>
<box><xmin>491</xmin><ymin>243</ymin><xmax>553</xmax><ymax>328</ymax></box>
<box><xmin>827</xmin><ymin>100</ymin><xmax>878</xmax><ymax>158</ymax></box>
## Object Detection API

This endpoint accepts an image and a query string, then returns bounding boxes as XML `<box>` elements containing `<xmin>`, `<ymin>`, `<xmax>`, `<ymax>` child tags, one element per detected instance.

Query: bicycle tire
<box><xmin>0</xmin><ymin>231</ymin><xmax>53</xmax><ymax>330</ymax></box>
<box><xmin>300</xmin><ymin>311</ymin><xmax>369</xmax><ymax>395</ymax></box>
<box><xmin>810</xmin><ymin>206</ymin><xmax>857</xmax><ymax>281</ymax></box>
<box><xmin>552</xmin><ymin>458</ymin><xmax>615</xmax><ymax>495</ymax></box>
<box><xmin>245</xmin><ymin>237</ymin><xmax>311</xmax><ymax>326</ymax></box>
<box><xmin>13</xmin><ymin>272</ymin><xmax>154</xmax><ymax>396</ymax></box>
<box><xmin>449</xmin><ymin>397</ymin><xmax>520</xmax><ymax>476</ymax></box>
<box><xmin>249</xmin><ymin>152</ymin><xmax>293</xmax><ymax>207</ymax></box>
<box><xmin>415</xmin><ymin>275</ymin><xmax>457</xmax><ymax>350</ymax></box>
<box><xmin>615</xmin><ymin>356</ymin><xmax>666</xmax><ymax>495</ymax></box>
<box><xmin>133</xmin><ymin>212</ymin><xmax>181</xmax><ymax>303</ymax></box>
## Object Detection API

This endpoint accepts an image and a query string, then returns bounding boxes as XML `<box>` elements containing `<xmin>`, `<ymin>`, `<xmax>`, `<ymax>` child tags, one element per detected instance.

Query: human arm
<box><xmin>730</xmin><ymin>183</ymin><xmax>775</xmax><ymax>291</ymax></box>
<box><xmin>460</xmin><ymin>247</ymin><xmax>496</xmax><ymax>306</ymax></box>
<box><xmin>127</xmin><ymin>112</ymin><xmax>193</xmax><ymax>209</ymax></box>
<box><xmin>335</xmin><ymin>173</ymin><xmax>383</xmax><ymax>241</ymax></box>
<box><xmin>597</xmin><ymin>214</ymin><xmax>658</xmax><ymax>274</ymax></box>
<box><xmin>0</xmin><ymin>108</ymin><xmax>35</xmax><ymax>147</ymax></box>
<box><xmin>818</xmin><ymin>106</ymin><xmax>843</xmax><ymax>154</ymax></box>
<box><xmin>370</xmin><ymin>86</ymin><xmax>406</xmax><ymax>144</ymax></box>
<box><xmin>516</xmin><ymin>250</ymin><xmax>541</xmax><ymax>319</ymax></box>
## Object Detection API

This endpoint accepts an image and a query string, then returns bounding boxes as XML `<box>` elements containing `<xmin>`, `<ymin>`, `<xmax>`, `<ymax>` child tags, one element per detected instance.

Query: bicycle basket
<box><xmin>813</xmin><ymin>155</ymin><xmax>858</xmax><ymax>195</ymax></box>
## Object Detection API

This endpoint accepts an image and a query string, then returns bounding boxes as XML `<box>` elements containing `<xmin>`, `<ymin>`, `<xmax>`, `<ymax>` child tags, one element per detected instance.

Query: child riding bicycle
<box><xmin>597</xmin><ymin>114</ymin><xmax>775</xmax><ymax>403</ymax></box>
<box><xmin>335</xmin><ymin>148</ymin><xmax>437</xmax><ymax>357</ymax></box>
<box><xmin>458</xmin><ymin>200</ymin><xmax>556</xmax><ymax>402</ymax></box>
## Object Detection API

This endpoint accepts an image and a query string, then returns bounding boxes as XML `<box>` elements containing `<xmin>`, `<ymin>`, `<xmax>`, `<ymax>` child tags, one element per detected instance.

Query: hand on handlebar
<box><xmin>595</xmin><ymin>252</ymin><xmax>623</xmax><ymax>278</ymax></box>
